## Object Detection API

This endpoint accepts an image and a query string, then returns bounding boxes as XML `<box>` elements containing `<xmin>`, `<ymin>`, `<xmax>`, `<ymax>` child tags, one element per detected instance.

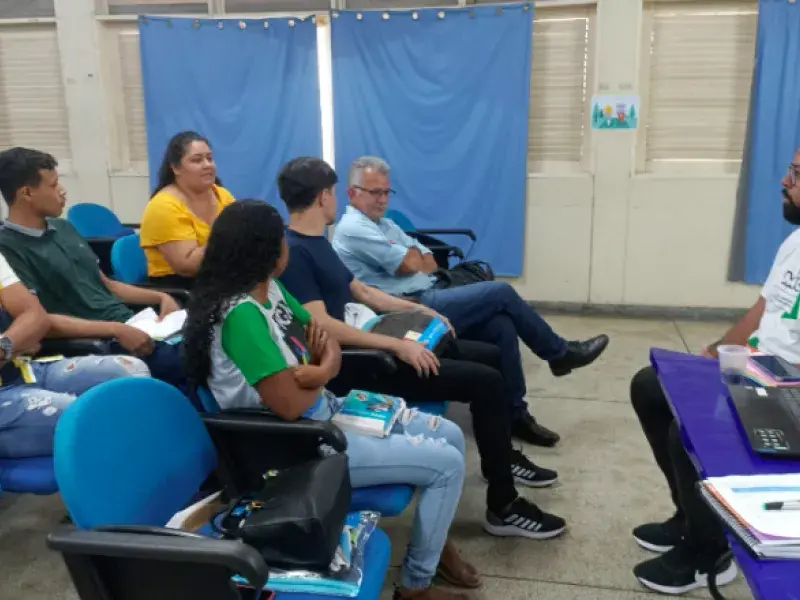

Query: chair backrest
<box><xmin>68</xmin><ymin>203</ymin><xmax>128</xmax><ymax>238</ymax></box>
<box><xmin>196</xmin><ymin>387</ymin><xmax>222</xmax><ymax>414</ymax></box>
<box><xmin>111</xmin><ymin>234</ymin><xmax>148</xmax><ymax>285</ymax></box>
<box><xmin>385</xmin><ymin>209</ymin><xmax>416</xmax><ymax>232</ymax></box>
<box><xmin>54</xmin><ymin>377</ymin><xmax>218</xmax><ymax>530</ymax></box>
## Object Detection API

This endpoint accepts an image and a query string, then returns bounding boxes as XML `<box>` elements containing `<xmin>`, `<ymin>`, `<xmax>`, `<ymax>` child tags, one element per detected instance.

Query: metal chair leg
<box><xmin>708</xmin><ymin>549</ymin><xmax>734</xmax><ymax>600</ymax></box>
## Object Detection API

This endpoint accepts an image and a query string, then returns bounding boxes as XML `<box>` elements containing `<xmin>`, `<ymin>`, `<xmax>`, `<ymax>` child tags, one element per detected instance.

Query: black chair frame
<box><xmin>48</xmin><ymin>405</ymin><xmax>355</xmax><ymax>600</ymax></box>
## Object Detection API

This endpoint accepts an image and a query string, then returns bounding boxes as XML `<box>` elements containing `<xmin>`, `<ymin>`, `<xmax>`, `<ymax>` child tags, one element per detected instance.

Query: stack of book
<box><xmin>700</xmin><ymin>474</ymin><xmax>800</xmax><ymax>559</ymax></box>
<box><xmin>743</xmin><ymin>356</ymin><xmax>800</xmax><ymax>388</ymax></box>
<box><xmin>332</xmin><ymin>390</ymin><xmax>406</xmax><ymax>438</ymax></box>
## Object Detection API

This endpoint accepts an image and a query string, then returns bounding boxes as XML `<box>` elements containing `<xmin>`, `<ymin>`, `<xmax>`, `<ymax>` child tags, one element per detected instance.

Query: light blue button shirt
<box><xmin>333</xmin><ymin>206</ymin><xmax>436</xmax><ymax>296</ymax></box>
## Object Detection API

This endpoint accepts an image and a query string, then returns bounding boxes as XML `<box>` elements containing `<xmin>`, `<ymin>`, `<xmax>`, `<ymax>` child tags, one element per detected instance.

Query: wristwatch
<box><xmin>0</xmin><ymin>336</ymin><xmax>13</xmax><ymax>362</ymax></box>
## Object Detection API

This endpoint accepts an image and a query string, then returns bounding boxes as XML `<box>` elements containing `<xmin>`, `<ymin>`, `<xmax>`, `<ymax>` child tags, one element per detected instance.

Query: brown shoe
<box><xmin>394</xmin><ymin>586</ymin><xmax>470</xmax><ymax>600</ymax></box>
<box><xmin>435</xmin><ymin>541</ymin><xmax>482</xmax><ymax>589</ymax></box>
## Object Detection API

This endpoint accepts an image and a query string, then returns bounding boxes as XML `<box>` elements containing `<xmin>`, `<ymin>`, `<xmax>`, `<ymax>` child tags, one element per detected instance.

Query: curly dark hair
<box><xmin>183</xmin><ymin>199</ymin><xmax>286</xmax><ymax>387</ymax></box>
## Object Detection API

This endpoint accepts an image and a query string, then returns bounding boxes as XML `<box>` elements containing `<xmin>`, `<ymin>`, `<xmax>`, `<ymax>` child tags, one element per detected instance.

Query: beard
<box><xmin>782</xmin><ymin>188</ymin><xmax>800</xmax><ymax>225</ymax></box>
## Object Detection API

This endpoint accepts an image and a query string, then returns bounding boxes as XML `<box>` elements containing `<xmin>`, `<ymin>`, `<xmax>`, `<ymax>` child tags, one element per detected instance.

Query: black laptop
<box><xmin>728</xmin><ymin>384</ymin><xmax>800</xmax><ymax>458</ymax></box>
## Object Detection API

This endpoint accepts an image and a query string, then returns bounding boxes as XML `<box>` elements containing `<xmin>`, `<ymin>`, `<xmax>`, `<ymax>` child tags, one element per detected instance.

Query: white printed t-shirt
<box><xmin>750</xmin><ymin>229</ymin><xmax>800</xmax><ymax>363</ymax></box>
<box><xmin>0</xmin><ymin>254</ymin><xmax>20</xmax><ymax>292</ymax></box>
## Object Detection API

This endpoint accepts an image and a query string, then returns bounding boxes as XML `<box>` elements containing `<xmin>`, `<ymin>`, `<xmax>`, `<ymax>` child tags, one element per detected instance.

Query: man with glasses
<box><xmin>628</xmin><ymin>151</ymin><xmax>800</xmax><ymax>595</ymax></box>
<box><xmin>333</xmin><ymin>156</ymin><xmax>610</xmax><ymax>447</ymax></box>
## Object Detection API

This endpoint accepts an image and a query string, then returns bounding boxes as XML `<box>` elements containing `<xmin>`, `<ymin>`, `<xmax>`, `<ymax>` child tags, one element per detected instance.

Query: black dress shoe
<box><xmin>511</xmin><ymin>413</ymin><xmax>561</xmax><ymax>447</ymax></box>
<box><xmin>548</xmin><ymin>334</ymin><xmax>610</xmax><ymax>377</ymax></box>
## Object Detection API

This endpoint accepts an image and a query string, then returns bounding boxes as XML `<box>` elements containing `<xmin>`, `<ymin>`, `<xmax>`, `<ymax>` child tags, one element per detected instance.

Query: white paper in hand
<box><xmin>126</xmin><ymin>308</ymin><xmax>187</xmax><ymax>341</ymax></box>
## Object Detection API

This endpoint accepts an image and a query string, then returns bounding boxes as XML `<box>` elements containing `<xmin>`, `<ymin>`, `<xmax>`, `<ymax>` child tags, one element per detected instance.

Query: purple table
<box><xmin>651</xmin><ymin>349</ymin><xmax>800</xmax><ymax>600</ymax></box>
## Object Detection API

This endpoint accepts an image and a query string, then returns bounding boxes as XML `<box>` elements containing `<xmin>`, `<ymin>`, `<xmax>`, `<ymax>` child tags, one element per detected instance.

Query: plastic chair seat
<box><xmin>351</xmin><ymin>485</ymin><xmax>414</xmax><ymax>518</ymax></box>
<box><xmin>0</xmin><ymin>456</ymin><xmax>57</xmax><ymax>494</ymax></box>
<box><xmin>274</xmin><ymin>528</ymin><xmax>391</xmax><ymax>600</ymax></box>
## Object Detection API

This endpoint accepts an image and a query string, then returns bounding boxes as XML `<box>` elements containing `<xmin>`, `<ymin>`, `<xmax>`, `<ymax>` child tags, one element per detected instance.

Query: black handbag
<box><xmin>434</xmin><ymin>260</ymin><xmax>495</xmax><ymax>289</ymax></box>
<box><xmin>367</xmin><ymin>310</ymin><xmax>454</xmax><ymax>357</ymax></box>
<box><xmin>211</xmin><ymin>454</ymin><xmax>351</xmax><ymax>571</ymax></box>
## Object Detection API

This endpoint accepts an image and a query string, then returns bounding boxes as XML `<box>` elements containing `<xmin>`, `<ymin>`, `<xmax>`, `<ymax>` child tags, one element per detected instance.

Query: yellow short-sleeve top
<box><xmin>140</xmin><ymin>185</ymin><xmax>236</xmax><ymax>278</ymax></box>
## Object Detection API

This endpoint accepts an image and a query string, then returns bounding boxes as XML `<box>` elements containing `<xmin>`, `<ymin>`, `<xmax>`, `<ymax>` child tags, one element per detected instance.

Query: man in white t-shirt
<box><xmin>627</xmin><ymin>149</ymin><xmax>800</xmax><ymax>595</ymax></box>
<box><xmin>0</xmin><ymin>253</ymin><xmax>150</xmax><ymax>459</ymax></box>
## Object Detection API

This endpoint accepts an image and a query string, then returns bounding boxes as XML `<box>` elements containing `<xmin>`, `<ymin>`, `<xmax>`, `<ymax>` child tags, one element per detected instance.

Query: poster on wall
<box><xmin>591</xmin><ymin>95</ymin><xmax>640</xmax><ymax>130</ymax></box>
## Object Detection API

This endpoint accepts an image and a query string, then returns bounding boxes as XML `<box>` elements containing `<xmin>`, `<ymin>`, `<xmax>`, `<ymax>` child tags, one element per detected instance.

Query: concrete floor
<box><xmin>0</xmin><ymin>316</ymin><xmax>755</xmax><ymax>600</ymax></box>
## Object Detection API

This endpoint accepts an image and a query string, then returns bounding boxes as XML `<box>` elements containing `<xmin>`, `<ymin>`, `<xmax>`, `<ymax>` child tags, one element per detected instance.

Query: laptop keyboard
<box><xmin>778</xmin><ymin>387</ymin><xmax>800</xmax><ymax>423</ymax></box>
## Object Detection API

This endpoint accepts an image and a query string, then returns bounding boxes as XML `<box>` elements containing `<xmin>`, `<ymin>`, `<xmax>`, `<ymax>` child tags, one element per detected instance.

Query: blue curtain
<box><xmin>331</xmin><ymin>5</ymin><xmax>533</xmax><ymax>277</ymax></box>
<box><xmin>743</xmin><ymin>0</ymin><xmax>800</xmax><ymax>284</ymax></box>
<box><xmin>139</xmin><ymin>16</ymin><xmax>321</xmax><ymax>217</ymax></box>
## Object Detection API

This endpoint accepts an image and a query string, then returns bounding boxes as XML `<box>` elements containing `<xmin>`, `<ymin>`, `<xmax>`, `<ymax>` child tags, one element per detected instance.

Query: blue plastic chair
<box><xmin>111</xmin><ymin>234</ymin><xmax>148</xmax><ymax>285</ymax></box>
<box><xmin>385</xmin><ymin>209</ymin><xmax>477</xmax><ymax>268</ymax></box>
<box><xmin>385</xmin><ymin>209</ymin><xmax>417</xmax><ymax>233</ymax></box>
<box><xmin>51</xmin><ymin>378</ymin><xmax>392</xmax><ymax>600</ymax></box>
<box><xmin>196</xmin><ymin>388</ymin><xmax>415</xmax><ymax>518</ymax></box>
<box><xmin>67</xmin><ymin>203</ymin><xmax>136</xmax><ymax>239</ymax></box>
<box><xmin>0</xmin><ymin>456</ymin><xmax>57</xmax><ymax>495</ymax></box>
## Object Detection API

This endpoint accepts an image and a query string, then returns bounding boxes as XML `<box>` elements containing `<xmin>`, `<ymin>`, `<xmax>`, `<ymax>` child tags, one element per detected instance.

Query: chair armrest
<box><xmin>202</xmin><ymin>410</ymin><xmax>347</xmax><ymax>453</ymax></box>
<box><xmin>416</xmin><ymin>228</ymin><xmax>477</xmax><ymax>241</ymax></box>
<box><xmin>203</xmin><ymin>410</ymin><xmax>347</xmax><ymax>497</ymax></box>
<box><xmin>426</xmin><ymin>244</ymin><xmax>464</xmax><ymax>259</ymax></box>
<box><xmin>38</xmin><ymin>338</ymin><xmax>111</xmax><ymax>357</ymax></box>
<box><xmin>47</xmin><ymin>525</ymin><xmax>268</xmax><ymax>590</ymax></box>
<box><xmin>342</xmin><ymin>348</ymin><xmax>398</xmax><ymax>374</ymax></box>
<box><xmin>121</xmin><ymin>222</ymin><xmax>141</xmax><ymax>230</ymax></box>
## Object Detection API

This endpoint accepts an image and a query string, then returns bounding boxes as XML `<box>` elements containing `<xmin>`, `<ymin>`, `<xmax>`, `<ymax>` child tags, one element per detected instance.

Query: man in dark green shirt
<box><xmin>0</xmin><ymin>147</ymin><xmax>187</xmax><ymax>390</ymax></box>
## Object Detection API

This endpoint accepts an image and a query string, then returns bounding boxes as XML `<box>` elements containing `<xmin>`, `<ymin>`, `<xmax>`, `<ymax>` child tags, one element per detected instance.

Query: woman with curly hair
<box><xmin>183</xmin><ymin>199</ymin><xmax>479</xmax><ymax>600</ymax></box>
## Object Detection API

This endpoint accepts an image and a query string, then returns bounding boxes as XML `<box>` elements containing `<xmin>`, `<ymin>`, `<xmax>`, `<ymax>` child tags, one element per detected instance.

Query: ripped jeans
<box><xmin>0</xmin><ymin>355</ymin><xmax>150</xmax><ymax>458</ymax></box>
<box><xmin>344</xmin><ymin>408</ymin><xmax>466</xmax><ymax>590</ymax></box>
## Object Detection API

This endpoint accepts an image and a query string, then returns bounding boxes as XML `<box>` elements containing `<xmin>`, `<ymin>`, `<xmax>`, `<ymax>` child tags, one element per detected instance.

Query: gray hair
<box><xmin>349</xmin><ymin>156</ymin><xmax>391</xmax><ymax>187</ymax></box>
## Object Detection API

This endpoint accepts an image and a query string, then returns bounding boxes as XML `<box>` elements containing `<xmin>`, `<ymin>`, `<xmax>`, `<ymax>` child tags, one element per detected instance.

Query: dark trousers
<box><xmin>418</xmin><ymin>281</ymin><xmax>568</xmax><ymax>419</ymax></box>
<box><xmin>110</xmin><ymin>340</ymin><xmax>189</xmax><ymax>394</ymax></box>
<box><xmin>328</xmin><ymin>338</ymin><xmax>517</xmax><ymax>512</ymax></box>
<box><xmin>631</xmin><ymin>366</ymin><xmax>727</xmax><ymax>557</ymax></box>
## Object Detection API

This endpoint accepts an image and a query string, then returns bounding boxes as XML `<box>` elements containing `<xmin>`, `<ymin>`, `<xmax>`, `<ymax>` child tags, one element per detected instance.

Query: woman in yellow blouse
<box><xmin>140</xmin><ymin>131</ymin><xmax>236</xmax><ymax>288</ymax></box>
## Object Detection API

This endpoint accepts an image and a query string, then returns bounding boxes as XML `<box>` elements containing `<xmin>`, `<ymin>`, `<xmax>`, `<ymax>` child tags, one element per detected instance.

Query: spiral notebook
<box><xmin>699</xmin><ymin>474</ymin><xmax>800</xmax><ymax>559</ymax></box>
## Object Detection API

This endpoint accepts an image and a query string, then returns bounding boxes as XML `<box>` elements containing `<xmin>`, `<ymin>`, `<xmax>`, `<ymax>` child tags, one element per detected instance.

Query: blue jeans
<box><xmin>345</xmin><ymin>409</ymin><xmax>466</xmax><ymax>590</ymax></box>
<box><xmin>0</xmin><ymin>355</ymin><xmax>150</xmax><ymax>458</ymax></box>
<box><xmin>419</xmin><ymin>281</ymin><xmax>568</xmax><ymax>416</ymax></box>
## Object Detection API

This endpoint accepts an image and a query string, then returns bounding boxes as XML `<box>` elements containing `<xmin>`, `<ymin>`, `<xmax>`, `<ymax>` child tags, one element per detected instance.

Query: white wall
<box><xmin>2</xmin><ymin>0</ymin><xmax>762</xmax><ymax>309</ymax></box>
<box><xmin>511</xmin><ymin>0</ymin><xmax>758</xmax><ymax>309</ymax></box>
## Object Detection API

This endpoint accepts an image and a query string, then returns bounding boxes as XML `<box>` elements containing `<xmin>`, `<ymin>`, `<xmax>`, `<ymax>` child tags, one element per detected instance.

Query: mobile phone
<box><xmin>751</xmin><ymin>354</ymin><xmax>800</xmax><ymax>382</ymax></box>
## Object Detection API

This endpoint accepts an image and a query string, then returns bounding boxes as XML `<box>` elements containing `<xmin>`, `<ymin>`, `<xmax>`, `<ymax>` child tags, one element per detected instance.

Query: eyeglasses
<box><xmin>353</xmin><ymin>185</ymin><xmax>396</xmax><ymax>199</ymax></box>
<box><xmin>789</xmin><ymin>164</ymin><xmax>800</xmax><ymax>187</ymax></box>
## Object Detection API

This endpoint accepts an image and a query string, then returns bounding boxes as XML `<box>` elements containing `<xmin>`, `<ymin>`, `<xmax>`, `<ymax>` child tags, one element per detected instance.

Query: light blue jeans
<box><xmin>344</xmin><ymin>409</ymin><xmax>466</xmax><ymax>590</ymax></box>
<box><xmin>0</xmin><ymin>355</ymin><xmax>150</xmax><ymax>458</ymax></box>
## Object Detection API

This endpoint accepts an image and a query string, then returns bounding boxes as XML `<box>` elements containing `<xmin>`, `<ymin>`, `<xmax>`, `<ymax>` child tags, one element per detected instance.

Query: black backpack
<box><xmin>433</xmin><ymin>260</ymin><xmax>495</xmax><ymax>289</ymax></box>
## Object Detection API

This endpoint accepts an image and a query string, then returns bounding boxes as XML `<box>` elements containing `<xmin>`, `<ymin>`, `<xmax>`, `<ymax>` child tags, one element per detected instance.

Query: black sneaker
<box><xmin>483</xmin><ymin>497</ymin><xmax>566</xmax><ymax>540</ymax></box>
<box><xmin>510</xmin><ymin>449</ymin><xmax>558</xmax><ymax>488</ymax></box>
<box><xmin>634</xmin><ymin>545</ymin><xmax>737</xmax><ymax>595</ymax></box>
<box><xmin>511</xmin><ymin>412</ymin><xmax>560</xmax><ymax>447</ymax></box>
<box><xmin>633</xmin><ymin>514</ymin><xmax>684</xmax><ymax>553</ymax></box>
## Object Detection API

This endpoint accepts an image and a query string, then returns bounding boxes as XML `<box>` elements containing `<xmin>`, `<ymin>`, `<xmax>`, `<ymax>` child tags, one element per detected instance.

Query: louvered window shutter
<box><xmin>528</xmin><ymin>6</ymin><xmax>594</xmax><ymax>171</ymax></box>
<box><xmin>641</xmin><ymin>0</ymin><xmax>758</xmax><ymax>170</ymax></box>
<box><xmin>0</xmin><ymin>25</ymin><xmax>71</xmax><ymax>160</ymax></box>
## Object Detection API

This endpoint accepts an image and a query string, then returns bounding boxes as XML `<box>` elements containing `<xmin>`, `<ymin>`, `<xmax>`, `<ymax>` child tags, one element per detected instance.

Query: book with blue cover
<box><xmin>364</xmin><ymin>310</ymin><xmax>453</xmax><ymax>356</ymax></box>
<box><xmin>332</xmin><ymin>390</ymin><xmax>406</xmax><ymax>438</ymax></box>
